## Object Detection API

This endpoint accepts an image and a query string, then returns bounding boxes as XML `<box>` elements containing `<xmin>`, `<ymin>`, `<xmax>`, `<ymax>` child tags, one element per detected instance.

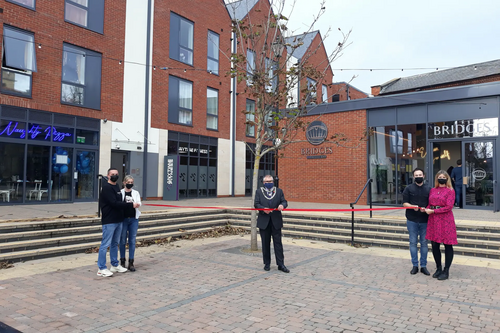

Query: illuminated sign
<box><xmin>0</xmin><ymin>121</ymin><xmax>72</xmax><ymax>142</ymax></box>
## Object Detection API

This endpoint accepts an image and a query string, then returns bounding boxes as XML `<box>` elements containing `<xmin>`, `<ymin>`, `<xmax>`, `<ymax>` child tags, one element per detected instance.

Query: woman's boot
<box><xmin>120</xmin><ymin>258</ymin><xmax>126</xmax><ymax>268</ymax></box>
<box><xmin>128</xmin><ymin>259</ymin><xmax>136</xmax><ymax>272</ymax></box>
<box><xmin>438</xmin><ymin>267</ymin><xmax>449</xmax><ymax>280</ymax></box>
<box><xmin>432</xmin><ymin>266</ymin><xmax>442</xmax><ymax>278</ymax></box>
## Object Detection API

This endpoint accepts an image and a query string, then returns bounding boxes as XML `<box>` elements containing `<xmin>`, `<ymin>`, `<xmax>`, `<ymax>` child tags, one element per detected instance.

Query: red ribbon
<box><xmin>144</xmin><ymin>203</ymin><xmax>415</xmax><ymax>212</ymax></box>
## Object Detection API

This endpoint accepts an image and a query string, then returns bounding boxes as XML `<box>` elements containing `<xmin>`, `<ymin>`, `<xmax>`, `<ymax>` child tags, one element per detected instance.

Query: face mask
<box><xmin>110</xmin><ymin>175</ymin><xmax>119</xmax><ymax>182</ymax></box>
<box><xmin>126</xmin><ymin>183</ymin><xmax>134</xmax><ymax>189</ymax></box>
<box><xmin>264</xmin><ymin>183</ymin><xmax>274</xmax><ymax>190</ymax></box>
<box><xmin>414</xmin><ymin>177</ymin><xmax>424</xmax><ymax>184</ymax></box>
<box><xmin>438</xmin><ymin>178</ymin><xmax>447</xmax><ymax>185</ymax></box>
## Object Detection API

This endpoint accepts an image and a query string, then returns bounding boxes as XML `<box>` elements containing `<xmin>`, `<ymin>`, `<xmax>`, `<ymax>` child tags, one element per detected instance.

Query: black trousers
<box><xmin>259</xmin><ymin>221</ymin><xmax>284</xmax><ymax>267</ymax></box>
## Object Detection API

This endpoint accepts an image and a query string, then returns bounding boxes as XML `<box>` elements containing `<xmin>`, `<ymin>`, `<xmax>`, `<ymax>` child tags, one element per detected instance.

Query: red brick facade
<box><xmin>330</xmin><ymin>82</ymin><xmax>368</xmax><ymax>101</ymax></box>
<box><xmin>0</xmin><ymin>0</ymin><xmax>126</xmax><ymax>121</ymax></box>
<box><xmin>279</xmin><ymin>110</ymin><xmax>368</xmax><ymax>204</ymax></box>
<box><xmin>150</xmin><ymin>0</ymin><xmax>232</xmax><ymax>139</ymax></box>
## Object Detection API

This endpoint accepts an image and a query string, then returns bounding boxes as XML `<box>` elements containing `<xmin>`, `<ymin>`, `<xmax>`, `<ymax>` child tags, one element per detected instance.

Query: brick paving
<box><xmin>2</xmin><ymin>237</ymin><xmax>500</xmax><ymax>333</ymax></box>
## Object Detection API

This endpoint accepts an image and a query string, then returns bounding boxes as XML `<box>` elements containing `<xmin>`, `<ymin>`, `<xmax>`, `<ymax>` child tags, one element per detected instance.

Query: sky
<box><xmin>282</xmin><ymin>0</ymin><xmax>500</xmax><ymax>95</ymax></box>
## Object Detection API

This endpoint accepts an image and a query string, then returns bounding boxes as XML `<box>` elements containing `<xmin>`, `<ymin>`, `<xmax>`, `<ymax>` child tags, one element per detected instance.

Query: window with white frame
<box><xmin>168</xmin><ymin>76</ymin><xmax>193</xmax><ymax>125</ymax></box>
<box><xmin>322</xmin><ymin>84</ymin><xmax>328</xmax><ymax>103</ymax></box>
<box><xmin>207</xmin><ymin>31</ymin><xmax>219</xmax><ymax>75</ymax></box>
<box><xmin>306</xmin><ymin>77</ymin><xmax>317</xmax><ymax>104</ymax></box>
<box><xmin>207</xmin><ymin>88</ymin><xmax>218</xmax><ymax>130</ymax></box>
<box><xmin>265</xmin><ymin>58</ymin><xmax>278</xmax><ymax>92</ymax></box>
<box><xmin>246</xmin><ymin>99</ymin><xmax>255</xmax><ymax>137</ymax></box>
<box><xmin>1</xmin><ymin>25</ymin><xmax>37</xmax><ymax>97</ymax></box>
<box><xmin>61</xmin><ymin>43</ymin><xmax>102</xmax><ymax>109</ymax></box>
<box><xmin>6</xmin><ymin>0</ymin><xmax>35</xmax><ymax>10</ymax></box>
<box><xmin>64</xmin><ymin>0</ymin><xmax>104</xmax><ymax>34</ymax></box>
<box><xmin>246</xmin><ymin>49</ymin><xmax>255</xmax><ymax>86</ymax></box>
<box><xmin>170</xmin><ymin>13</ymin><xmax>194</xmax><ymax>65</ymax></box>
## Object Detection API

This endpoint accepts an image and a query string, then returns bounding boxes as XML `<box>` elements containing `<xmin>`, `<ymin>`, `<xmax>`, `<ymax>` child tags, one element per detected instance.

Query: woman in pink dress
<box><xmin>423</xmin><ymin>170</ymin><xmax>457</xmax><ymax>281</ymax></box>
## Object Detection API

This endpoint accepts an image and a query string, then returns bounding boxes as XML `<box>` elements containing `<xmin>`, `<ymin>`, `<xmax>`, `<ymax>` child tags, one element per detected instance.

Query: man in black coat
<box><xmin>254</xmin><ymin>175</ymin><xmax>289</xmax><ymax>273</ymax></box>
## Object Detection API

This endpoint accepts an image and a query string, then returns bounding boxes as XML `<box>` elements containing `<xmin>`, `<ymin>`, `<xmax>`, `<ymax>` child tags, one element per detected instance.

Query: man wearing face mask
<box><xmin>402</xmin><ymin>168</ymin><xmax>431</xmax><ymax>276</ymax></box>
<box><xmin>254</xmin><ymin>175</ymin><xmax>289</xmax><ymax>273</ymax></box>
<box><xmin>97</xmin><ymin>168</ymin><xmax>140</xmax><ymax>277</ymax></box>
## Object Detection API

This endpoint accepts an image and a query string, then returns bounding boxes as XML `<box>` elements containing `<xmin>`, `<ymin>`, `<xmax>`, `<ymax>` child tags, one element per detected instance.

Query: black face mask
<box><xmin>110</xmin><ymin>175</ymin><xmax>119</xmax><ymax>182</ymax></box>
<box><xmin>414</xmin><ymin>177</ymin><xmax>424</xmax><ymax>184</ymax></box>
<box><xmin>438</xmin><ymin>178</ymin><xmax>447</xmax><ymax>185</ymax></box>
<box><xmin>126</xmin><ymin>183</ymin><xmax>134</xmax><ymax>189</ymax></box>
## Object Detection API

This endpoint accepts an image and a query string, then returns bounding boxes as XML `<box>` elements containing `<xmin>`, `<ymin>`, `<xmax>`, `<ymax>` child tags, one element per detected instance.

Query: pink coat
<box><xmin>425</xmin><ymin>187</ymin><xmax>458</xmax><ymax>245</ymax></box>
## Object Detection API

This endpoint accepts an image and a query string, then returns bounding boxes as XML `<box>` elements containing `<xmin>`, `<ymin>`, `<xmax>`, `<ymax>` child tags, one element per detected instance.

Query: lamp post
<box><xmin>271</xmin><ymin>37</ymin><xmax>284</xmax><ymax>187</ymax></box>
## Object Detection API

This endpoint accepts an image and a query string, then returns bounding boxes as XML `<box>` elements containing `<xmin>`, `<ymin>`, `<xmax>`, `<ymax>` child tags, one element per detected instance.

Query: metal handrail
<box><xmin>349</xmin><ymin>178</ymin><xmax>373</xmax><ymax>246</ymax></box>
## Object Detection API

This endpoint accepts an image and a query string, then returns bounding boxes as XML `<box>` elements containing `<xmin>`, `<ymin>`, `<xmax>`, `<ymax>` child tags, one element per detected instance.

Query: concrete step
<box><xmin>0</xmin><ymin>226</ymin><xmax>222</xmax><ymax>263</ymax></box>
<box><xmin>0</xmin><ymin>220</ymin><xmax>228</xmax><ymax>254</ymax></box>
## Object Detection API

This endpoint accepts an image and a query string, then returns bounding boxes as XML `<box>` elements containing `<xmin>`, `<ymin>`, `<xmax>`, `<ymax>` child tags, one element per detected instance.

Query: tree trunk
<box><xmin>250</xmin><ymin>153</ymin><xmax>261</xmax><ymax>251</ymax></box>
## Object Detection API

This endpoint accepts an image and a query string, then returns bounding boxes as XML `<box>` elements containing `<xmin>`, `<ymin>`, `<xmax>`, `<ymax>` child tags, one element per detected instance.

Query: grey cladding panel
<box><xmin>368</xmin><ymin>108</ymin><xmax>396</xmax><ymax>126</ymax></box>
<box><xmin>428</xmin><ymin>97</ymin><xmax>499</xmax><ymax>122</ymax></box>
<box><xmin>397</xmin><ymin>105</ymin><xmax>426</xmax><ymax>124</ymax></box>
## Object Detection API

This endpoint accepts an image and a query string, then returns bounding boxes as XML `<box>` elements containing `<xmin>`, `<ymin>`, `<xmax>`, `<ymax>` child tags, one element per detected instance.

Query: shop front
<box><xmin>0</xmin><ymin>106</ymin><xmax>100</xmax><ymax>204</ymax></box>
<box><xmin>368</xmin><ymin>96</ymin><xmax>499</xmax><ymax>211</ymax></box>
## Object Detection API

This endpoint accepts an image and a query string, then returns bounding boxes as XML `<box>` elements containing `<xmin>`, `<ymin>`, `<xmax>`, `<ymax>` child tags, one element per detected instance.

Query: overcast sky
<box><xmin>283</xmin><ymin>0</ymin><xmax>499</xmax><ymax>95</ymax></box>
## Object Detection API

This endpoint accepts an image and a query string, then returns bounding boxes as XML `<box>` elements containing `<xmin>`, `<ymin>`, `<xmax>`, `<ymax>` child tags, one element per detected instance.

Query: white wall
<box><xmin>217</xmin><ymin>138</ymin><xmax>231</xmax><ymax>196</ymax></box>
<box><xmin>235</xmin><ymin>141</ymin><xmax>246</xmax><ymax>195</ymax></box>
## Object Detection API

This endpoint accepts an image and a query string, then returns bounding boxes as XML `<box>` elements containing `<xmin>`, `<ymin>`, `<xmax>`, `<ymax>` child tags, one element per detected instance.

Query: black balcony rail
<box><xmin>349</xmin><ymin>178</ymin><xmax>373</xmax><ymax>246</ymax></box>
<box><xmin>97</xmin><ymin>174</ymin><xmax>106</xmax><ymax>218</ymax></box>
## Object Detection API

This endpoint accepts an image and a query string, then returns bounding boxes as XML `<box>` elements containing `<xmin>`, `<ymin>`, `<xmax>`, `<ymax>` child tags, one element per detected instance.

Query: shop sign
<box><xmin>472</xmin><ymin>168</ymin><xmax>486</xmax><ymax>181</ymax></box>
<box><xmin>163</xmin><ymin>155</ymin><xmax>179</xmax><ymax>201</ymax></box>
<box><xmin>0</xmin><ymin>121</ymin><xmax>72</xmax><ymax>142</ymax></box>
<box><xmin>302</xmin><ymin>120</ymin><xmax>333</xmax><ymax>158</ymax></box>
<box><xmin>429</xmin><ymin>118</ymin><xmax>498</xmax><ymax>139</ymax></box>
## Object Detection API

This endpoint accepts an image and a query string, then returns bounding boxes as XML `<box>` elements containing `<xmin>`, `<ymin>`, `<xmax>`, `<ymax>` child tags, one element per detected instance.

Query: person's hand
<box><xmin>264</xmin><ymin>209</ymin><xmax>272</xmax><ymax>214</ymax></box>
<box><xmin>133</xmin><ymin>203</ymin><xmax>140</xmax><ymax>208</ymax></box>
<box><xmin>419</xmin><ymin>207</ymin><xmax>426</xmax><ymax>213</ymax></box>
<box><xmin>413</xmin><ymin>205</ymin><xmax>419</xmax><ymax>211</ymax></box>
<box><xmin>424</xmin><ymin>208</ymin><xmax>434</xmax><ymax>215</ymax></box>
<box><xmin>277</xmin><ymin>204</ymin><xmax>284</xmax><ymax>211</ymax></box>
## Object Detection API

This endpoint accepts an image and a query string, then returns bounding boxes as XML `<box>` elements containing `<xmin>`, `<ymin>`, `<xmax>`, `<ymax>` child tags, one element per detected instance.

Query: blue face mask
<box><xmin>264</xmin><ymin>182</ymin><xmax>274</xmax><ymax>190</ymax></box>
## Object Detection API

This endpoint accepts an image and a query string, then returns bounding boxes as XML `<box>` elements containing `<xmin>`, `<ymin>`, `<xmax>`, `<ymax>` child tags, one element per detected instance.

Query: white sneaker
<box><xmin>97</xmin><ymin>269</ymin><xmax>113</xmax><ymax>277</ymax></box>
<box><xmin>110</xmin><ymin>265</ymin><xmax>128</xmax><ymax>273</ymax></box>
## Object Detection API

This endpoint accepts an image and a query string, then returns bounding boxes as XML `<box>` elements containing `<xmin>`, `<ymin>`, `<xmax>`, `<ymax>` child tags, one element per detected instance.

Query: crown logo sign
<box><xmin>306</xmin><ymin>121</ymin><xmax>328</xmax><ymax>145</ymax></box>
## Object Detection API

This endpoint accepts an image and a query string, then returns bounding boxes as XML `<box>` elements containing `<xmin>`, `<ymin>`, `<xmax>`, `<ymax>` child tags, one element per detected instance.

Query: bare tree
<box><xmin>226</xmin><ymin>0</ymin><xmax>354</xmax><ymax>251</ymax></box>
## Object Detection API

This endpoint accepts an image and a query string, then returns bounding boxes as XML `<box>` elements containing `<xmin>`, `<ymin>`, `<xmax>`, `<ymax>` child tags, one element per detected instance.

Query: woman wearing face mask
<box><xmin>423</xmin><ymin>170</ymin><xmax>457</xmax><ymax>281</ymax></box>
<box><xmin>120</xmin><ymin>175</ymin><xmax>142</xmax><ymax>271</ymax></box>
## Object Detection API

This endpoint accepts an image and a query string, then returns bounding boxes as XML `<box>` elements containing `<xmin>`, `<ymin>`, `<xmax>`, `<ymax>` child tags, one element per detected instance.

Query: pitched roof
<box><xmin>284</xmin><ymin>31</ymin><xmax>319</xmax><ymax>61</ymax></box>
<box><xmin>378</xmin><ymin>59</ymin><xmax>500</xmax><ymax>94</ymax></box>
<box><xmin>225</xmin><ymin>0</ymin><xmax>260</xmax><ymax>20</ymax></box>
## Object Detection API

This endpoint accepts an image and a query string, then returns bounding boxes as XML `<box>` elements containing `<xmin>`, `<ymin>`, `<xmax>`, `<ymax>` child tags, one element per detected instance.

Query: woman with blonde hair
<box><xmin>120</xmin><ymin>175</ymin><xmax>141</xmax><ymax>271</ymax></box>
<box><xmin>423</xmin><ymin>170</ymin><xmax>457</xmax><ymax>280</ymax></box>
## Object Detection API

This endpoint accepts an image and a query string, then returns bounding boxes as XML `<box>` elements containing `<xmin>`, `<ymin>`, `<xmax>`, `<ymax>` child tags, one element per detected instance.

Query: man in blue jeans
<box><xmin>402</xmin><ymin>168</ymin><xmax>431</xmax><ymax>275</ymax></box>
<box><xmin>97</xmin><ymin>168</ymin><xmax>139</xmax><ymax>277</ymax></box>
<box><xmin>450</xmin><ymin>159</ymin><xmax>463</xmax><ymax>208</ymax></box>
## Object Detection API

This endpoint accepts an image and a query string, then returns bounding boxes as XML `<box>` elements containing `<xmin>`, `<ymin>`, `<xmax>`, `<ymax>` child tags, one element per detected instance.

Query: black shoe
<box><xmin>120</xmin><ymin>258</ymin><xmax>126</xmax><ymax>268</ymax></box>
<box><xmin>432</xmin><ymin>267</ymin><xmax>442</xmax><ymax>278</ymax></box>
<box><xmin>264</xmin><ymin>264</ymin><xmax>270</xmax><ymax>271</ymax></box>
<box><xmin>420</xmin><ymin>267</ymin><xmax>430</xmax><ymax>276</ymax></box>
<box><xmin>437</xmin><ymin>268</ymin><xmax>449</xmax><ymax>280</ymax></box>
<box><xmin>128</xmin><ymin>259</ymin><xmax>136</xmax><ymax>272</ymax></box>
<box><xmin>278</xmin><ymin>265</ymin><xmax>290</xmax><ymax>273</ymax></box>
<box><xmin>410</xmin><ymin>266</ymin><xmax>419</xmax><ymax>275</ymax></box>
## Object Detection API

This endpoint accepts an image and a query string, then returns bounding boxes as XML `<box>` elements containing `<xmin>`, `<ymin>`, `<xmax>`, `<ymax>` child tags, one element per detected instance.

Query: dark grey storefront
<box><xmin>309</xmin><ymin>82</ymin><xmax>500</xmax><ymax>211</ymax></box>
<box><xmin>0</xmin><ymin>105</ymin><xmax>100</xmax><ymax>204</ymax></box>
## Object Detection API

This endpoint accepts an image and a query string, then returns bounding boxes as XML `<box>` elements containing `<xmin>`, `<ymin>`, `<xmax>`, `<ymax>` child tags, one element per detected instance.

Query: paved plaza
<box><xmin>1</xmin><ymin>234</ymin><xmax>500</xmax><ymax>333</ymax></box>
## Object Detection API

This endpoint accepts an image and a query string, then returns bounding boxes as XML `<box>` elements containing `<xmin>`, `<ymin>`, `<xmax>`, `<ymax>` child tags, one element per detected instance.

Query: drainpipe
<box><xmin>142</xmin><ymin>0</ymin><xmax>152</xmax><ymax>199</ymax></box>
<box><xmin>231</xmin><ymin>32</ymin><xmax>237</xmax><ymax>196</ymax></box>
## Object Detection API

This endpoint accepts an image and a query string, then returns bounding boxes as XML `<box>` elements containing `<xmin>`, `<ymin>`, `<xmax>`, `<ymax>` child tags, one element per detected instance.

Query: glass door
<box><xmin>75</xmin><ymin>150</ymin><xmax>97</xmax><ymax>201</ymax></box>
<box><xmin>463</xmin><ymin>140</ymin><xmax>495</xmax><ymax>209</ymax></box>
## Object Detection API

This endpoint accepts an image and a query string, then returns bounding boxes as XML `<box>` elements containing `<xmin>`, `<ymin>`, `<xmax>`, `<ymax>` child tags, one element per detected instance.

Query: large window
<box><xmin>6</xmin><ymin>0</ymin><xmax>35</xmax><ymax>10</ymax></box>
<box><xmin>246</xmin><ymin>49</ymin><xmax>255</xmax><ymax>86</ymax></box>
<box><xmin>170</xmin><ymin>13</ymin><xmax>193</xmax><ymax>65</ymax></box>
<box><xmin>306</xmin><ymin>77</ymin><xmax>317</xmax><ymax>104</ymax></box>
<box><xmin>207</xmin><ymin>31</ymin><xmax>219</xmax><ymax>75</ymax></box>
<box><xmin>64</xmin><ymin>0</ymin><xmax>104</xmax><ymax>34</ymax></box>
<box><xmin>168</xmin><ymin>76</ymin><xmax>193</xmax><ymax>125</ymax></box>
<box><xmin>246</xmin><ymin>99</ymin><xmax>255</xmax><ymax>137</ymax></box>
<box><xmin>61</xmin><ymin>44</ymin><xmax>102</xmax><ymax>110</ymax></box>
<box><xmin>206</xmin><ymin>88</ymin><xmax>218</xmax><ymax>130</ymax></box>
<box><xmin>265</xmin><ymin>58</ymin><xmax>278</xmax><ymax>92</ymax></box>
<box><xmin>1</xmin><ymin>26</ymin><xmax>37</xmax><ymax>97</ymax></box>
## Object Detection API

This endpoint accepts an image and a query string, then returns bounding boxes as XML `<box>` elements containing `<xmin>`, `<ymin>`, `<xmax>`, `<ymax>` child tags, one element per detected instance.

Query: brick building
<box><xmin>0</xmin><ymin>0</ymin><xmax>124</xmax><ymax>204</ymax></box>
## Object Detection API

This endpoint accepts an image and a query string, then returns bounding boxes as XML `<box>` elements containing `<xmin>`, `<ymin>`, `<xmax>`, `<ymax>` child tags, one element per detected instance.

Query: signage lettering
<box><xmin>301</xmin><ymin>147</ymin><xmax>333</xmax><ymax>155</ymax></box>
<box><xmin>0</xmin><ymin>121</ymin><xmax>72</xmax><ymax>142</ymax></box>
<box><xmin>431</xmin><ymin>118</ymin><xmax>498</xmax><ymax>139</ymax></box>
<box><xmin>166</xmin><ymin>159</ymin><xmax>174</xmax><ymax>185</ymax></box>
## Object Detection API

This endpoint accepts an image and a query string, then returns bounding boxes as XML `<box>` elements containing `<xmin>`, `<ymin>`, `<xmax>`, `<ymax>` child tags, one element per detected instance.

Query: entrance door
<box><xmin>462</xmin><ymin>140</ymin><xmax>496</xmax><ymax>209</ymax></box>
<box><xmin>75</xmin><ymin>150</ymin><xmax>97</xmax><ymax>201</ymax></box>
<box><xmin>111</xmin><ymin>151</ymin><xmax>129</xmax><ymax>185</ymax></box>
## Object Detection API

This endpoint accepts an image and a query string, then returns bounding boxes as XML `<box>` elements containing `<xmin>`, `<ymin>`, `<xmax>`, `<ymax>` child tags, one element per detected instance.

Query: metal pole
<box><xmin>97</xmin><ymin>174</ymin><xmax>102</xmax><ymax>218</ymax></box>
<box><xmin>369</xmin><ymin>179</ymin><xmax>373</xmax><ymax>218</ymax></box>
<box><xmin>142</xmin><ymin>0</ymin><xmax>152</xmax><ymax>201</ymax></box>
<box><xmin>350</xmin><ymin>203</ymin><xmax>354</xmax><ymax>246</ymax></box>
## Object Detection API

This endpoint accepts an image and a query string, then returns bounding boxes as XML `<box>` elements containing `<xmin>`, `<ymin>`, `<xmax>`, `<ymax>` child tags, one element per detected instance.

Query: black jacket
<box><xmin>100</xmin><ymin>182</ymin><xmax>132</xmax><ymax>225</ymax></box>
<box><xmin>402</xmin><ymin>182</ymin><xmax>430</xmax><ymax>223</ymax></box>
<box><xmin>254</xmin><ymin>187</ymin><xmax>288</xmax><ymax>229</ymax></box>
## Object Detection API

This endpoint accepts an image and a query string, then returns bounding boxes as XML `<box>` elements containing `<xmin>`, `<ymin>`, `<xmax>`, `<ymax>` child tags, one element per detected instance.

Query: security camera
<box><xmin>103</xmin><ymin>118</ymin><xmax>108</xmax><ymax>123</ymax></box>
<box><xmin>115</xmin><ymin>144</ymin><xmax>120</xmax><ymax>150</ymax></box>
